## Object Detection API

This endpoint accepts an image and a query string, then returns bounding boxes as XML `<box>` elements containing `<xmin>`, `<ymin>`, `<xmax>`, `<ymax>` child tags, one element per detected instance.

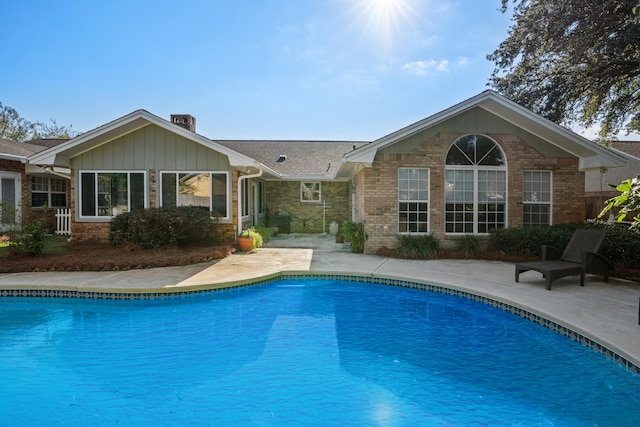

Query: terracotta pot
<box><xmin>237</xmin><ymin>237</ymin><xmax>253</xmax><ymax>252</ymax></box>
<box><xmin>335</xmin><ymin>234</ymin><xmax>344</xmax><ymax>243</ymax></box>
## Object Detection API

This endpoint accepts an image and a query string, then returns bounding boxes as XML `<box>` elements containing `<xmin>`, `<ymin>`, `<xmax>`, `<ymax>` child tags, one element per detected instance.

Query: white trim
<box><xmin>300</xmin><ymin>182</ymin><xmax>322</xmax><ymax>203</ymax></box>
<box><xmin>397</xmin><ymin>167</ymin><xmax>430</xmax><ymax>234</ymax></box>
<box><xmin>0</xmin><ymin>171</ymin><xmax>21</xmax><ymax>230</ymax></box>
<box><xmin>78</xmin><ymin>170</ymin><xmax>148</xmax><ymax>220</ymax></box>
<box><xmin>158</xmin><ymin>171</ymin><xmax>231</xmax><ymax>220</ymax></box>
<box><xmin>523</xmin><ymin>170</ymin><xmax>553</xmax><ymax>227</ymax></box>
<box><xmin>344</xmin><ymin>90</ymin><xmax>626</xmax><ymax>170</ymax></box>
<box><xmin>28</xmin><ymin>110</ymin><xmax>263</xmax><ymax>169</ymax></box>
<box><xmin>444</xmin><ymin>135</ymin><xmax>508</xmax><ymax>235</ymax></box>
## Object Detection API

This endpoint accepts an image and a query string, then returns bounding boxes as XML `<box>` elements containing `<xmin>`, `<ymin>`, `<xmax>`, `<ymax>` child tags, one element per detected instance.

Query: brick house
<box><xmin>0</xmin><ymin>138</ymin><xmax>70</xmax><ymax>232</ymax></box>
<box><xmin>18</xmin><ymin>90</ymin><xmax>626</xmax><ymax>252</ymax></box>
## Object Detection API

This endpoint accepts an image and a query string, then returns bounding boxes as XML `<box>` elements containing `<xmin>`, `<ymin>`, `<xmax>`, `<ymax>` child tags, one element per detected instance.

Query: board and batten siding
<box><xmin>71</xmin><ymin>124</ymin><xmax>231</xmax><ymax>171</ymax></box>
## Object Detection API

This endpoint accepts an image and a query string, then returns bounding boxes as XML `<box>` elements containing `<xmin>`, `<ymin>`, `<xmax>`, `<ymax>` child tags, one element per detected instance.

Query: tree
<box><xmin>0</xmin><ymin>102</ymin><xmax>76</xmax><ymax>142</ymax></box>
<box><xmin>488</xmin><ymin>0</ymin><xmax>640</xmax><ymax>142</ymax></box>
<box><xmin>599</xmin><ymin>175</ymin><xmax>640</xmax><ymax>230</ymax></box>
<box><xmin>0</xmin><ymin>102</ymin><xmax>36</xmax><ymax>141</ymax></box>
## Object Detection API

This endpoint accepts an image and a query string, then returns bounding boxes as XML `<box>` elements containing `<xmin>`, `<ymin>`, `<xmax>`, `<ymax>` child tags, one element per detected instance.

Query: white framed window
<box><xmin>301</xmin><ymin>182</ymin><xmax>321</xmax><ymax>202</ymax></box>
<box><xmin>32</xmin><ymin>176</ymin><xmax>67</xmax><ymax>208</ymax></box>
<box><xmin>80</xmin><ymin>171</ymin><xmax>146</xmax><ymax>218</ymax></box>
<box><xmin>160</xmin><ymin>172</ymin><xmax>229</xmax><ymax>219</ymax></box>
<box><xmin>398</xmin><ymin>168</ymin><xmax>429</xmax><ymax>233</ymax></box>
<box><xmin>445</xmin><ymin>135</ymin><xmax>507</xmax><ymax>234</ymax></box>
<box><xmin>523</xmin><ymin>171</ymin><xmax>552</xmax><ymax>227</ymax></box>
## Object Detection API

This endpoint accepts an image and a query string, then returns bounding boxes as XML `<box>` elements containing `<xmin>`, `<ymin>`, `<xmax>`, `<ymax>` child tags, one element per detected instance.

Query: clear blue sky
<box><xmin>2</xmin><ymin>0</ymin><xmax>516</xmax><ymax>141</ymax></box>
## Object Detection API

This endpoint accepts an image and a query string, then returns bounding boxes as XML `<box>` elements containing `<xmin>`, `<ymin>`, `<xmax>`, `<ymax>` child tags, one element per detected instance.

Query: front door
<box><xmin>0</xmin><ymin>173</ymin><xmax>20</xmax><ymax>231</ymax></box>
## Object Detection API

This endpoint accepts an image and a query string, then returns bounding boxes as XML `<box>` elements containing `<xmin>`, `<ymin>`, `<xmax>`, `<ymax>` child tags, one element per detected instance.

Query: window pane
<box><xmin>162</xmin><ymin>173</ymin><xmax>177</xmax><ymax>207</ymax></box>
<box><xmin>179</xmin><ymin>173</ymin><xmax>210</xmax><ymax>208</ymax></box>
<box><xmin>81</xmin><ymin>173</ymin><xmax>96</xmax><ymax>216</ymax></box>
<box><xmin>1</xmin><ymin>178</ymin><xmax>16</xmax><ymax>225</ymax></box>
<box><xmin>51</xmin><ymin>178</ymin><xmax>66</xmax><ymax>192</ymax></box>
<box><xmin>50</xmin><ymin>193</ymin><xmax>67</xmax><ymax>208</ymax></box>
<box><xmin>301</xmin><ymin>182</ymin><xmax>321</xmax><ymax>201</ymax></box>
<box><xmin>398</xmin><ymin>168</ymin><xmax>429</xmax><ymax>233</ymax></box>
<box><xmin>212</xmin><ymin>174</ymin><xmax>227</xmax><ymax>217</ymax></box>
<box><xmin>130</xmin><ymin>173</ymin><xmax>145</xmax><ymax>212</ymax></box>
<box><xmin>32</xmin><ymin>177</ymin><xmax>48</xmax><ymax>192</ymax></box>
<box><xmin>32</xmin><ymin>193</ymin><xmax>48</xmax><ymax>208</ymax></box>
<box><xmin>523</xmin><ymin>171</ymin><xmax>551</xmax><ymax>226</ymax></box>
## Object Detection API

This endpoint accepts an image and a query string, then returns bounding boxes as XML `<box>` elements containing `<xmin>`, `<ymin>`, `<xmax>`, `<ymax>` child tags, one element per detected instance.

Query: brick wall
<box><xmin>265</xmin><ymin>180</ymin><xmax>351</xmax><ymax>233</ymax></box>
<box><xmin>361</xmin><ymin>133</ymin><xmax>586</xmax><ymax>253</ymax></box>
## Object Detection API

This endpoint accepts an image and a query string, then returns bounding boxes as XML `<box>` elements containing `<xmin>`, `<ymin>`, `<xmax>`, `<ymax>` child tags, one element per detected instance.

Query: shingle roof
<box><xmin>24</xmin><ymin>138</ymin><xmax>69</xmax><ymax>148</ymax></box>
<box><xmin>0</xmin><ymin>138</ymin><xmax>49</xmax><ymax>158</ymax></box>
<box><xmin>612</xmin><ymin>141</ymin><xmax>640</xmax><ymax>159</ymax></box>
<box><xmin>217</xmin><ymin>140</ymin><xmax>369</xmax><ymax>176</ymax></box>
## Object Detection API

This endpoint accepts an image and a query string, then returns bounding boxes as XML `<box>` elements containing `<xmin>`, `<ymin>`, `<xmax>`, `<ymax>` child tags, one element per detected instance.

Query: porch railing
<box><xmin>55</xmin><ymin>208</ymin><xmax>71</xmax><ymax>236</ymax></box>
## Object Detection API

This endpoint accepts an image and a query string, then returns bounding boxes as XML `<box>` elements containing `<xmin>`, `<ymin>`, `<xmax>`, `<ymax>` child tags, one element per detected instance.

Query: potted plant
<box><xmin>237</xmin><ymin>227</ymin><xmax>264</xmax><ymax>251</ymax></box>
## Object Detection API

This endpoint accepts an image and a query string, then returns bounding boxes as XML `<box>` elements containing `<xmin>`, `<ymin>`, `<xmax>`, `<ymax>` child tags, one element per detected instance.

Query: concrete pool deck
<box><xmin>1</xmin><ymin>233</ymin><xmax>640</xmax><ymax>371</ymax></box>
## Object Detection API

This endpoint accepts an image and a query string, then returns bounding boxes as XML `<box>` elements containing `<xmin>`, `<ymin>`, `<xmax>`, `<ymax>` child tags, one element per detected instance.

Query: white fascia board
<box><xmin>344</xmin><ymin>91</ymin><xmax>495</xmax><ymax>163</ymax></box>
<box><xmin>580</xmin><ymin>154</ymin><xmax>628</xmax><ymax>171</ymax></box>
<box><xmin>479</xmin><ymin>95</ymin><xmax>627</xmax><ymax>169</ymax></box>
<box><xmin>28</xmin><ymin>109</ymin><xmax>263</xmax><ymax>169</ymax></box>
<box><xmin>279</xmin><ymin>174</ymin><xmax>336</xmax><ymax>181</ymax></box>
<box><xmin>0</xmin><ymin>153</ymin><xmax>26</xmax><ymax>162</ymax></box>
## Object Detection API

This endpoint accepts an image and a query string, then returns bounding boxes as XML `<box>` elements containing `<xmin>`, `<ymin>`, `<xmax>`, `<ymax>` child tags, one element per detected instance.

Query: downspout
<box><xmin>237</xmin><ymin>168</ymin><xmax>263</xmax><ymax>238</ymax></box>
<box><xmin>43</xmin><ymin>166</ymin><xmax>72</xmax><ymax>180</ymax></box>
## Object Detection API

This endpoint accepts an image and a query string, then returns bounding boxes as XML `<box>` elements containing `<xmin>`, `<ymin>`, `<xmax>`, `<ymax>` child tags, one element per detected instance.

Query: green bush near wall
<box><xmin>489</xmin><ymin>223</ymin><xmax>640</xmax><ymax>268</ymax></box>
<box><xmin>396</xmin><ymin>234</ymin><xmax>441</xmax><ymax>259</ymax></box>
<box><xmin>342</xmin><ymin>221</ymin><xmax>367</xmax><ymax>253</ymax></box>
<box><xmin>109</xmin><ymin>207</ymin><xmax>221</xmax><ymax>249</ymax></box>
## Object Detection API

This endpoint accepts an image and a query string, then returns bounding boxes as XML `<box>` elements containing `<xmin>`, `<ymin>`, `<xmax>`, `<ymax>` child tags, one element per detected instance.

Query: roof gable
<box><xmin>27</xmin><ymin>110</ymin><xmax>261</xmax><ymax>169</ymax></box>
<box><xmin>345</xmin><ymin>90</ymin><xmax>626</xmax><ymax>171</ymax></box>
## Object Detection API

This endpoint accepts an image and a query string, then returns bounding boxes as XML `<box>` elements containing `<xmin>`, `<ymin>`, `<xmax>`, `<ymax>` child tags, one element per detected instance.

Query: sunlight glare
<box><xmin>348</xmin><ymin>0</ymin><xmax>419</xmax><ymax>55</ymax></box>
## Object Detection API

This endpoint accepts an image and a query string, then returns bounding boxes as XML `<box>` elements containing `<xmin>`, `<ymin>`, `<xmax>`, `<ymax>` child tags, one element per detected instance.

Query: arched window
<box><xmin>444</xmin><ymin>135</ymin><xmax>507</xmax><ymax>234</ymax></box>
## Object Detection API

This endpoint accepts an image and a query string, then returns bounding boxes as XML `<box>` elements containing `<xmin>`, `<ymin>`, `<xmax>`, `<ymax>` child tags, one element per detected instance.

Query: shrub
<box><xmin>397</xmin><ymin>234</ymin><xmax>441</xmax><ymax>259</ymax></box>
<box><xmin>454</xmin><ymin>234</ymin><xmax>481</xmax><ymax>258</ymax></box>
<box><xmin>5</xmin><ymin>206</ymin><xmax>50</xmax><ymax>256</ymax></box>
<box><xmin>342</xmin><ymin>221</ymin><xmax>367</xmax><ymax>253</ymax></box>
<box><xmin>489</xmin><ymin>222</ymin><xmax>640</xmax><ymax>269</ymax></box>
<box><xmin>109</xmin><ymin>207</ymin><xmax>221</xmax><ymax>249</ymax></box>
<box><xmin>254</xmin><ymin>224</ymin><xmax>272</xmax><ymax>243</ymax></box>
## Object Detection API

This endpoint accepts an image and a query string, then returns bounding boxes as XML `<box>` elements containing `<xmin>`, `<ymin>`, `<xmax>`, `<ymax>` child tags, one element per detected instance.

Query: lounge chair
<box><xmin>515</xmin><ymin>229</ymin><xmax>612</xmax><ymax>290</ymax></box>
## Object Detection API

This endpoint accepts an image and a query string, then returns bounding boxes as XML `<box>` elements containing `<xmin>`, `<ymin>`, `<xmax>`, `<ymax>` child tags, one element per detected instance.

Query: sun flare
<box><xmin>349</xmin><ymin>0</ymin><xmax>418</xmax><ymax>55</ymax></box>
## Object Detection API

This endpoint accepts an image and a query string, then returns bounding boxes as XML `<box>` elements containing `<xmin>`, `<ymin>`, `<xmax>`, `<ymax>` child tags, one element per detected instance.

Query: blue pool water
<box><xmin>1</xmin><ymin>278</ymin><xmax>640</xmax><ymax>426</ymax></box>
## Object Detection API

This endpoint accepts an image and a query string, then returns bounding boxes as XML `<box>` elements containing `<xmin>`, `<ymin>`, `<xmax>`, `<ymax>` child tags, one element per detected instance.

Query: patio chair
<box><xmin>514</xmin><ymin>229</ymin><xmax>612</xmax><ymax>290</ymax></box>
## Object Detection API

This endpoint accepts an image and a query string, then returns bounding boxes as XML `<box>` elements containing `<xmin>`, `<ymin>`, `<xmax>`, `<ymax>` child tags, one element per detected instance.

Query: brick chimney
<box><xmin>170</xmin><ymin>114</ymin><xmax>196</xmax><ymax>132</ymax></box>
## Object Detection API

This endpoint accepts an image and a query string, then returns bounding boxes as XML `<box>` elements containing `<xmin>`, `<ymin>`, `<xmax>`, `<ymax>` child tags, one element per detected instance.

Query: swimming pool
<box><xmin>1</xmin><ymin>277</ymin><xmax>639</xmax><ymax>425</ymax></box>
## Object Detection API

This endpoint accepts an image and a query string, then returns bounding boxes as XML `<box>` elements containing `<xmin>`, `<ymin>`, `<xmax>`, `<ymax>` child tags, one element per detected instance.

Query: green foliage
<box><xmin>397</xmin><ymin>234</ymin><xmax>441</xmax><ymax>260</ymax></box>
<box><xmin>109</xmin><ymin>206</ymin><xmax>220</xmax><ymax>249</ymax></box>
<box><xmin>489</xmin><ymin>223</ymin><xmax>640</xmax><ymax>268</ymax></box>
<box><xmin>6</xmin><ymin>207</ymin><xmax>50</xmax><ymax>256</ymax></box>
<box><xmin>239</xmin><ymin>227</ymin><xmax>264</xmax><ymax>249</ymax></box>
<box><xmin>489</xmin><ymin>0</ymin><xmax>640</xmax><ymax>140</ymax></box>
<box><xmin>599</xmin><ymin>175</ymin><xmax>640</xmax><ymax>230</ymax></box>
<box><xmin>1</xmin><ymin>101</ymin><xmax>76</xmax><ymax>141</ymax></box>
<box><xmin>454</xmin><ymin>234</ymin><xmax>481</xmax><ymax>258</ymax></box>
<box><xmin>342</xmin><ymin>221</ymin><xmax>367</xmax><ymax>253</ymax></box>
<box><xmin>254</xmin><ymin>224</ymin><xmax>272</xmax><ymax>243</ymax></box>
